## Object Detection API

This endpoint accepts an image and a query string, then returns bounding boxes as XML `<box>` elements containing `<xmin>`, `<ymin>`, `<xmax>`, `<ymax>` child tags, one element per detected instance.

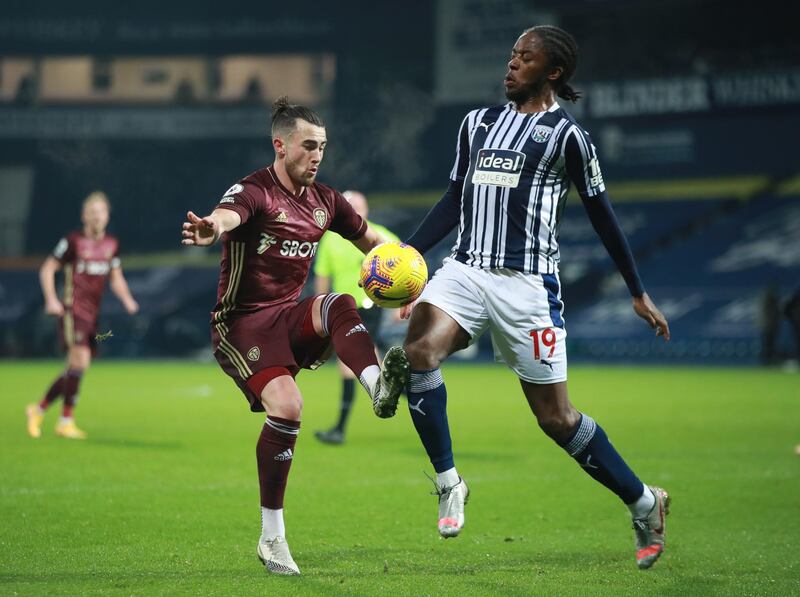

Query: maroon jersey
<box><xmin>212</xmin><ymin>166</ymin><xmax>366</xmax><ymax>321</ymax></box>
<box><xmin>52</xmin><ymin>231</ymin><xmax>120</xmax><ymax>321</ymax></box>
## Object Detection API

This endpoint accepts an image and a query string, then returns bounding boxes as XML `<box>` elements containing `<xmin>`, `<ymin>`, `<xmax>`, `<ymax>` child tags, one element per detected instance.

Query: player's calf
<box><xmin>318</xmin><ymin>293</ymin><xmax>382</xmax><ymax>385</ymax></box>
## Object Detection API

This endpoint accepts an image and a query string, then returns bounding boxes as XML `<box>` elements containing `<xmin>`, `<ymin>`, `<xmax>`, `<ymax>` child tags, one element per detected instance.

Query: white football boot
<box><xmin>257</xmin><ymin>536</ymin><xmax>300</xmax><ymax>576</ymax></box>
<box><xmin>434</xmin><ymin>477</ymin><xmax>470</xmax><ymax>538</ymax></box>
<box><xmin>632</xmin><ymin>486</ymin><xmax>671</xmax><ymax>570</ymax></box>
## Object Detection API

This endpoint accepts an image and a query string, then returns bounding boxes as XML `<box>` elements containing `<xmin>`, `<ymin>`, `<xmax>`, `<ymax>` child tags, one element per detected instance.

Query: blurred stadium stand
<box><xmin>1</xmin><ymin>0</ymin><xmax>798</xmax><ymax>363</ymax></box>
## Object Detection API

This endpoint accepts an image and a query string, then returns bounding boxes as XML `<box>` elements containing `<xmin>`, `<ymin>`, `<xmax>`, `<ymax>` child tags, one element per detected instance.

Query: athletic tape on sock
<box><xmin>564</xmin><ymin>413</ymin><xmax>597</xmax><ymax>456</ymax></box>
<box><xmin>409</xmin><ymin>369</ymin><xmax>444</xmax><ymax>393</ymax></box>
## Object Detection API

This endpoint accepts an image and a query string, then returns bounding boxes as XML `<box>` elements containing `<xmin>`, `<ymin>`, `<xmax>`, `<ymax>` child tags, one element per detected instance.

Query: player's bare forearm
<box><xmin>39</xmin><ymin>256</ymin><xmax>63</xmax><ymax>315</ymax></box>
<box><xmin>110</xmin><ymin>268</ymin><xmax>139</xmax><ymax>314</ymax></box>
<box><xmin>352</xmin><ymin>225</ymin><xmax>385</xmax><ymax>254</ymax></box>
<box><xmin>632</xmin><ymin>293</ymin><xmax>670</xmax><ymax>341</ymax></box>
<box><xmin>181</xmin><ymin>208</ymin><xmax>241</xmax><ymax>247</ymax></box>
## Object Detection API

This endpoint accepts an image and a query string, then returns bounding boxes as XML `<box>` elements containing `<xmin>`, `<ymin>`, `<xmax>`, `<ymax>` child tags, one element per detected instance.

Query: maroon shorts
<box><xmin>58</xmin><ymin>310</ymin><xmax>98</xmax><ymax>355</ymax></box>
<box><xmin>211</xmin><ymin>296</ymin><xmax>332</xmax><ymax>412</ymax></box>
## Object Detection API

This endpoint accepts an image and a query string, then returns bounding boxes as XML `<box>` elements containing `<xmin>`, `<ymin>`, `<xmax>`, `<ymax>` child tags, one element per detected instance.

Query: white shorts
<box><xmin>418</xmin><ymin>257</ymin><xmax>567</xmax><ymax>383</ymax></box>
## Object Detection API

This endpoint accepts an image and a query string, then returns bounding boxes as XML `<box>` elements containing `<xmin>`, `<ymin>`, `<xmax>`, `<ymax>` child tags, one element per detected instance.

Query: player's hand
<box><xmin>124</xmin><ymin>299</ymin><xmax>139</xmax><ymax>315</ymax></box>
<box><xmin>44</xmin><ymin>298</ymin><xmax>64</xmax><ymax>317</ymax></box>
<box><xmin>399</xmin><ymin>300</ymin><xmax>417</xmax><ymax>320</ymax></box>
<box><xmin>632</xmin><ymin>293</ymin><xmax>670</xmax><ymax>341</ymax></box>
<box><xmin>181</xmin><ymin>211</ymin><xmax>218</xmax><ymax>246</ymax></box>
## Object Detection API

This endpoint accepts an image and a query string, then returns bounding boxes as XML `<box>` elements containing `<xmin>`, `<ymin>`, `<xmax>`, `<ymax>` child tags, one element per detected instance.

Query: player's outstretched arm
<box><xmin>181</xmin><ymin>209</ymin><xmax>241</xmax><ymax>247</ymax></box>
<box><xmin>39</xmin><ymin>256</ymin><xmax>64</xmax><ymax>317</ymax></box>
<box><xmin>109</xmin><ymin>268</ymin><xmax>139</xmax><ymax>315</ymax></box>
<box><xmin>633</xmin><ymin>293</ymin><xmax>670</xmax><ymax>341</ymax></box>
<box><xmin>405</xmin><ymin>180</ymin><xmax>462</xmax><ymax>255</ymax></box>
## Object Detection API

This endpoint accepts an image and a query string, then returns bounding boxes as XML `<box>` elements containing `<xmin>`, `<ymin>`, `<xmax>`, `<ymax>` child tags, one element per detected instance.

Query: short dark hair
<box><xmin>270</xmin><ymin>96</ymin><xmax>325</xmax><ymax>137</ymax></box>
<box><xmin>525</xmin><ymin>25</ymin><xmax>581</xmax><ymax>102</ymax></box>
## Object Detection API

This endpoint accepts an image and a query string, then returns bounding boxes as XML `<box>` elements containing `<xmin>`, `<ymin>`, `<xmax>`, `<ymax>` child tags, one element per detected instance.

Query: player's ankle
<box><xmin>628</xmin><ymin>485</ymin><xmax>655</xmax><ymax>518</ymax></box>
<box><xmin>436</xmin><ymin>467</ymin><xmax>460</xmax><ymax>488</ymax></box>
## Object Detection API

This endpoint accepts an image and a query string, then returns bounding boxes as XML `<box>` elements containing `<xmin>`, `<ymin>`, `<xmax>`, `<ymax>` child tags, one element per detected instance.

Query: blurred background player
<box><xmin>180</xmin><ymin>97</ymin><xmax>408</xmax><ymax>576</ymax></box>
<box><xmin>313</xmin><ymin>190</ymin><xmax>401</xmax><ymax>445</ymax></box>
<box><xmin>26</xmin><ymin>191</ymin><xmax>139</xmax><ymax>440</ymax></box>
<box><xmin>392</xmin><ymin>26</ymin><xmax>671</xmax><ymax>569</ymax></box>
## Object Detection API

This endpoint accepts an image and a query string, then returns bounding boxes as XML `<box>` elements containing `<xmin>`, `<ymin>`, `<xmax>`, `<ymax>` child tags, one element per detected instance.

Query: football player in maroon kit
<box><xmin>181</xmin><ymin>97</ymin><xmax>409</xmax><ymax>576</ymax></box>
<box><xmin>26</xmin><ymin>191</ymin><xmax>139</xmax><ymax>440</ymax></box>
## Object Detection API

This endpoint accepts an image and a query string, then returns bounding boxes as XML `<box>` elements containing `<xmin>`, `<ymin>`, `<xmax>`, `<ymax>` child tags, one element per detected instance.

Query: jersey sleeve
<box><xmin>449</xmin><ymin>112</ymin><xmax>473</xmax><ymax>183</ymax></box>
<box><xmin>213</xmin><ymin>180</ymin><xmax>264</xmax><ymax>226</ymax></box>
<box><xmin>564</xmin><ymin>126</ymin><xmax>606</xmax><ymax>198</ymax></box>
<box><xmin>405</xmin><ymin>180</ymin><xmax>462</xmax><ymax>255</ymax></box>
<box><xmin>328</xmin><ymin>190</ymin><xmax>367</xmax><ymax>240</ymax></box>
<box><xmin>52</xmin><ymin>236</ymin><xmax>75</xmax><ymax>264</ymax></box>
<box><xmin>313</xmin><ymin>234</ymin><xmax>334</xmax><ymax>277</ymax></box>
<box><xmin>565</xmin><ymin>126</ymin><xmax>644</xmax><ymax>296</ymax></box>
<box><xmin>110</xmin><ymin>240</ymin><xmax>121</xmax><ymax>269</ymax></box>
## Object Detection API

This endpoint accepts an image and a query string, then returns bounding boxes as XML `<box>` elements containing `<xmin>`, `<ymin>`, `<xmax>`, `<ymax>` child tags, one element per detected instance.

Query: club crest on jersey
<box><xmin>247</xmin><ymin>346</ymin><xmax>260</xmax><ymax>361</ymax></box>
<box><xmin>274</xmin><ymin>210</ymin><xmax>288</xmax><ymax>223</ymax></box>
<box><xmin>257</xmin><ymin>232</ymin><xmax>277</xmax><ymax>254</ymax></box>
<box><xmin>532</xmin><ymin>125</ymin><xmax>554</xmax><ymax>143</ymax></box>
<box><xmin>313</xmin><ymin>208</ymin><xmax>327</xmax><ymax>228</ymax></box>
<box><xmin>471</xmin><ymin>149</ymin><xmax>526</xmax><ymax>188</ymax></box>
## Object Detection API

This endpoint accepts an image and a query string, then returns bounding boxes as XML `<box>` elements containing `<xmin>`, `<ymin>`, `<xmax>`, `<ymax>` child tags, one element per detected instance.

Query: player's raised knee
<box><xmin>316</xmin><ymin>292</ymin><xmax>360</xmax><ymax>336</ymax></box>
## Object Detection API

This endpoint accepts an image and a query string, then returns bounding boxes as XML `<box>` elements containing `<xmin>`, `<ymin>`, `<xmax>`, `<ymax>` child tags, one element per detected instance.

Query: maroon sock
<box><xmin>322</xmin><ymin>293</ymin><xmax>379</xmax><ymax>377</ymax></box>
<box><xmin>62</xmin><ymin>370</ymin><xmax>83</xmax><ymax>418</ymax></box>
<box><xmin>39</xmin><ymin>373</ymin><xmax>67</xmax><ymax>410</ymax></box>
<box><xmin>256</xmin><ymin>416</ymin><xmax>300</xmax><ymax>509</ymax></box>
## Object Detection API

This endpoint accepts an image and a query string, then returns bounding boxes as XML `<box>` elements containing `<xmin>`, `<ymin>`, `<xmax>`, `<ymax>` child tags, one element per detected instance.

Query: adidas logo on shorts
<box><xmin>274</xmin><ymin>449</ymin><xmax>293</xmax><ymax>461</ymax></box>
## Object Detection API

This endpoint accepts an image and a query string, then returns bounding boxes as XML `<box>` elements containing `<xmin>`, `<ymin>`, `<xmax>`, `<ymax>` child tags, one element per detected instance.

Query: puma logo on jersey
<box><xmin>478</xmin><ymin>122</ymin><xmax>494</xmax><ymax>131</ymax></box>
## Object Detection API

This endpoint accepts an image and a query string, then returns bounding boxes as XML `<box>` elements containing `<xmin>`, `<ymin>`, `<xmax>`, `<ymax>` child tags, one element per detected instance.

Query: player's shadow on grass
<box><xmin>89</xmin><ymin>437</ymin><xmax>183</xmax><ymax>450</ymax></box>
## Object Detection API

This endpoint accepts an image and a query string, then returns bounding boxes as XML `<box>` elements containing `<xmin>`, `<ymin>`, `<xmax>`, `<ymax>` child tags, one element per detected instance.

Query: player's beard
<box><xmin>505</xmin><ymin>73</ymin><xmax>549</xmax><ymax>105</ymax></box>
<box><xmin>286</xmin><ymin>158</ymin><xmax>317</xmax><ymax>188</ymax></box>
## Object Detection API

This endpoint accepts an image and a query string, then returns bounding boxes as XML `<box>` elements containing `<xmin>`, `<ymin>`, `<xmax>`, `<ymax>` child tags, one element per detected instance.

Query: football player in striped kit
<box><xmin>388</xmin><ymin>26</ymin><xmax>672</xmax><ymax>569</ymax></box>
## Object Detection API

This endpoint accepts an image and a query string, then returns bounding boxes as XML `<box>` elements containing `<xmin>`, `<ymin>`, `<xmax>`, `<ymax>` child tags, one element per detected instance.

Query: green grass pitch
<box><xmin>1</xmin><ymin>361</ymin><xmax>798</xmax><ymax>596</ymax></box>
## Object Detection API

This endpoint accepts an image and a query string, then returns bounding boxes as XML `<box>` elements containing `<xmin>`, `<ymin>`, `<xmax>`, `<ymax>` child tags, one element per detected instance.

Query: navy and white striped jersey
<box><xmin>450</xmin><ymin>101</ymin><xmax>605</xmax><ymax>274</ymax></box>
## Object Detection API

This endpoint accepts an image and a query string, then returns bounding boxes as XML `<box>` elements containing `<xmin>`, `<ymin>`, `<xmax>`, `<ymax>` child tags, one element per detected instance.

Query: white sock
<box><xmin>58</xmin><ymin>416</ymin><xmax>73</xmax><ymax>424</ymax></box>
<box><xmin>436</xmin><ymin>467</ymin><xmax>460</xmax><ymax>488</ymax></box>
<box><xmin>628</xmin><ymin>486</ymin><xmax>655</xmax><ymax>518</ymax></box>
<box><xmin>261</xmin><ymin>507</ymin><xmax>285</xmax><ymax>540</ymax></box>
<box><xmin>358</xmin><ymin>364</ymin><xmax>380</xmax><ymax>396</ymax></box>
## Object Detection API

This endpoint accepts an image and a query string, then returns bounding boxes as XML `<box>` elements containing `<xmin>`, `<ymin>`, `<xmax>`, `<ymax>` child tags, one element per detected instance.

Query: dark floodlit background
<box><xmin>1</xmin><ymin>0</ymin><xmax>799</xmax><ymax>366</ymax></box>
